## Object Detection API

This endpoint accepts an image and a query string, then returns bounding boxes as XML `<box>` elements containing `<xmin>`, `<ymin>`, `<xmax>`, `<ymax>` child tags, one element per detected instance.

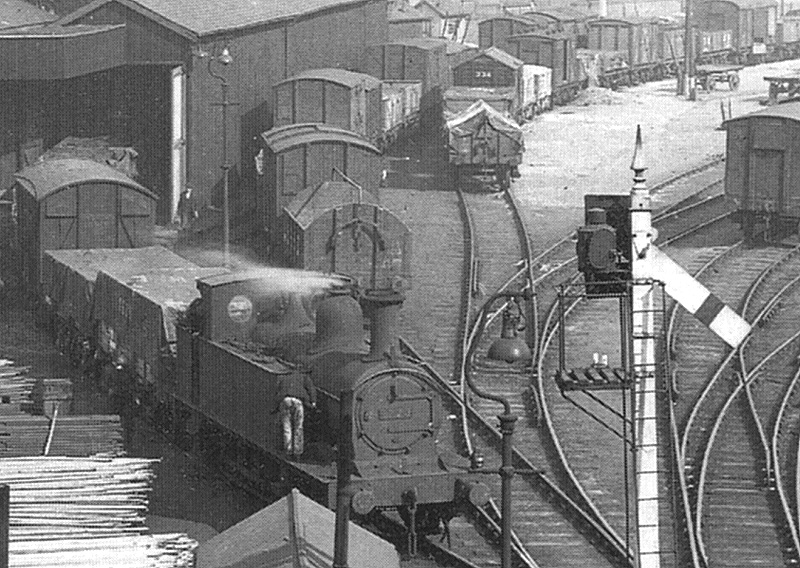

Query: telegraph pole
<box><xmin>683</xmin><ymin>0</ymin><xmax>696</xmax><ymax>100</ymax></box>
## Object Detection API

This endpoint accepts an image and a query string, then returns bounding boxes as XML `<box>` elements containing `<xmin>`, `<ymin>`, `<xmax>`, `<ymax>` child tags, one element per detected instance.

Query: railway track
<box><xmin>533</xmin><ymin>192</ymin><xmax>739</xmax><ymax>562</ymax></box>
<box><xmin>685</xmin><ymin>247</ymin><xmax>800</xmax><ymax>566</ymax></box>
<box><xmin>454</xmin><ymin>187</ymin><xmax>626</xmax><ymax>567</ymax></box>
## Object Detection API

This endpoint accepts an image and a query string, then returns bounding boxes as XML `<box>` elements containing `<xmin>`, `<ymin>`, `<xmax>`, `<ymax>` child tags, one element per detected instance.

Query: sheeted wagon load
<box><xmin>40</xmin><ymin>137</ymin><xmax>139</xmax><ymax>181</ymax></box>
<box><xmin>446</xmin><ymin>99</ymin><xmax>524</xmax><ymax>167</ymax></box>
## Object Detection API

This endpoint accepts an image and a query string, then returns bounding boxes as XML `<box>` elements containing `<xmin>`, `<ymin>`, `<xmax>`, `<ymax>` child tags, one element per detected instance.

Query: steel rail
<box><xmin>772</xmin><ymin>365</ymin><xmax>800</xmax><ymax>555</ymax></box>
<box><xmin>687</xmin><ymin>247</ymin><xmax>800</xmax><ymax>565</ymax></box>
<box><xmin>695</xmin><ymin>328</ymin><xmax>800</xmax><ymax>566</ymax></box>
<box><xmin>533</xmin><ymin>207</ymin><xmax>742</xmax><ymax>567</ymax></box>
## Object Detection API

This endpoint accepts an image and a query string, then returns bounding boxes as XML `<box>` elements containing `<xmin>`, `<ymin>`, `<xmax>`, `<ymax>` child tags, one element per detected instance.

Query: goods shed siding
<box><xmin>62</xmin><ymin>0</ymin><xmax>388</xmax><ymax>221</ymax></box>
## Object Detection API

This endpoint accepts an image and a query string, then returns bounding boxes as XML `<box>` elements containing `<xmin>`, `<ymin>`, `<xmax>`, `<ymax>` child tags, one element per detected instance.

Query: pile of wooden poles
<box><xmin>0</xmin><ymin>456</ymin><xmax>197</xmax><ymax>567</ymax></box>
<box><xmin>0</xmin><ymin>360</ymin><xmax>35</xmax><ymax>411</ymax></box>
<box><xmin>0</xmin><ymin>414</ymin><xmax>124</xmax><ymax>457</ymax></box>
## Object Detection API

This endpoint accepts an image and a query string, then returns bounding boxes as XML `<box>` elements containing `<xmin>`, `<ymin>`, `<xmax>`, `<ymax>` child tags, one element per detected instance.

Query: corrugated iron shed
<box><xmin>14</xmin><ymin>158</ymin><xmax>155</xmax><ymax>202</ymax></box>
<box><xmin>284</xmin><ymin>181</ymin><xmax>379</xmax><ymax>230</ymax></box>
<box><xmin>196</xmin><ymin>488</ymin><xmax>401</xmax><ymax>568</ymax></box>
<box><xmin>261</xmin><ymin>124</ymin><xmax>381</xmax><ymax>155</ymax></box>
<box><xmin>60</xmin><ymin>0</ymin><xmax>376</xmax><ymax>38</ymax></box>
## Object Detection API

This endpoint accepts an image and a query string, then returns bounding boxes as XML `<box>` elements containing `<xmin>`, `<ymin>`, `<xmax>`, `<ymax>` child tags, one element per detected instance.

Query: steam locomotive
<box><xmin>33</xmin><ymin>240</ymin><xmax>486</xmax><ymax>545</ymax></box>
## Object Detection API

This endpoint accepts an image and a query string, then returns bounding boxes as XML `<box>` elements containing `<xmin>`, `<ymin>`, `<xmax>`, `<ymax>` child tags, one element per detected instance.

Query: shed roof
<box><xmin>460</xmin><ymin>45</ymin><xmax>523</xmax><ymax>69</ymax></box>
<box><xmin>59</xmin><ymin>0</ymin><xmax>371</xmax><ymax>38</ymax></box>
<box><xmin>417</xmin><ymin>0</ymin><xmax>470</xmax><ymax>16</ymax></box>
<box><xmin>0</xmin><ymin>22</ymin><xmax>121</xmax><ymax>36</ymax></box>
<box><xmin>14</xmin><ymin>158</ymin><xmax>156</xmax><ymax>202</ymax></box>
<box><xmin>261</xmin><ymin>124</ymin><xmax>381</xmax><ymax>155</ymax></box>
<box><xmin>724</xmin><ymin>100</ymin><xmax>800</xmax><ymax>125</ymax></box>
<box><xmin>197</xmin><ymin>489</ymin><xmax>400</xmax><ymax>568</ymax></box>
<box><xmin>372</xmin><ymin>36</ymin><xmax>449</xmax><ymax>49</ymax></box>
<box><xmin>389</xmin><ymin>1</ymin><xmax>430</xmax><ymax>22</ymax></box>
<box><xmin>0</xmin><ymin>0</ymin><xmax>57</xmax><ymax>30</ymax></box>
<box><xmin>276</xmin><ymin>68</ymin><xmax>381</xmax><ymax>91</ymax></box>
<box><xmin>284</xmin><ymin>181</ymin><xmax>379</xmax><ymax>229</ymax></box>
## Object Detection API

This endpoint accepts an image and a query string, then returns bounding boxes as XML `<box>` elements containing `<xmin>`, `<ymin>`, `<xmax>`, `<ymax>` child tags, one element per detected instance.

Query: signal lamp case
<box><xmin>577</xmin><ymin>194</ymin><xmax>631</xmax><ymax>296</ymax></box>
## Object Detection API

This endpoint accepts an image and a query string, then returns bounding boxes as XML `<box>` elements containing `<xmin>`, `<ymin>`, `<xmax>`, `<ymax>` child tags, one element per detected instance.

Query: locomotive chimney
<box><xmin>360</xmin><ymin>288</ymin><xmax>404</xmax><ymax>362</ymax></box>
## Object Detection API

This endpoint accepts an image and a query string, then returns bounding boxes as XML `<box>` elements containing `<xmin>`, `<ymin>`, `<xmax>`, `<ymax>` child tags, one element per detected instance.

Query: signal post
<box><xmin>629</xmin><ymin>127</ymin><xmax>661</xmax><ymax>568</ymax></box>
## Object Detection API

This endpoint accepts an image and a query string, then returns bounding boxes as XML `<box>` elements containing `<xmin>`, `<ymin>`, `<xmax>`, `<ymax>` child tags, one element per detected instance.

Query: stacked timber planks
<box><xmin>0</xmin><ymin>360</ymin><xmax>35</xmax><ymax>413</ymax></box>
<box><xmin>0</xmin><ymin>456</ymin><xmax>196</xmax><ymax>568</ymax></box>
<box><xmin>0</xmin><ymin>414</ymin><xmax>124</xmax><ymax>457</ymax></box>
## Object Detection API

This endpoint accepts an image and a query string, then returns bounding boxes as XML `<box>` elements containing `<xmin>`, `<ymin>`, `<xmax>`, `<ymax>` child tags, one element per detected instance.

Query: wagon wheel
<box><xmin>728</xmin><ymin>72</ymin><xmax>740</xmax><ymax>90</ymax></box>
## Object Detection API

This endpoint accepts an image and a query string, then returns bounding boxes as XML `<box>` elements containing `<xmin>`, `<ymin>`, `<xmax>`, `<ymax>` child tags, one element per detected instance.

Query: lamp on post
<box><xmin>464</xmin><ymin>290</ymin><xmax>532</xmax><ymax>568</ymax></box>
<box><xmin>206</xmin><ymin>45</ymin><xmax>234</xmax><ymax>268</ymax></box>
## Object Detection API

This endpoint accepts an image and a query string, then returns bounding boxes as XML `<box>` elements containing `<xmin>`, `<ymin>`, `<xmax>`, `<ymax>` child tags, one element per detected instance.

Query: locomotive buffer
<box><xmin>559</xmin><ymin>126</ymin><xmax>751</xmax><ymax>568</ymax></box>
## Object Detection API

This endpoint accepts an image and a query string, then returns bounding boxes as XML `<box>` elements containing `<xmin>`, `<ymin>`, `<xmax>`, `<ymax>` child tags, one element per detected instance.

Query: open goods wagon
<box><xmin>39</xmin><ymin>246</ymin><xmax>214</xmax><ymax>370</ymax></box>
<box><xmin>447</xmin><ymin>100</ymin><xmax>524</xmax><ymax>191</ymax></box>
<box><xmin>694</xmin><ymin>0</ymin><xmax>778</xmax><ymax>61</ymax></box>
<box><xmin>10</xmin><ymin>158</ymin><xmax>156</xmax><ymax>287</ymax></box>
<box><xmin>381</xmin><ymin>80</ymin><xmax>422</xmax><ymax>147</ymax></box>
<box><xmin>586</xmin><ymin>17</ymin><xmax>665</xmax><ymax>87</ymax></box>
<box><xmin>477</xmin><ymin>15</ymin><xmax>539</xmax><ymax>54</ymax></box>
<box><xmin>273</xmin><ymin>69</ymin><xmax>384</xmax><ymax>148</ymax></box>
<box><xmin>506</xmin><ymin>32</ymin><xmax>585</xmax><ymax>104</ymax></box>
<box><xmin>361</xmin><ymin>37</ymin><xmax>450</xmax><ymax>125</ymax></box>
<box><xmin>523</xmin><ymin>7</ymin><xmax>594</xmax><ymax>48</ymax></box>
<box><xmin>724</xmin><ymin>101</ymin><xmax>800</xmax><ymax>242</ymax></box>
